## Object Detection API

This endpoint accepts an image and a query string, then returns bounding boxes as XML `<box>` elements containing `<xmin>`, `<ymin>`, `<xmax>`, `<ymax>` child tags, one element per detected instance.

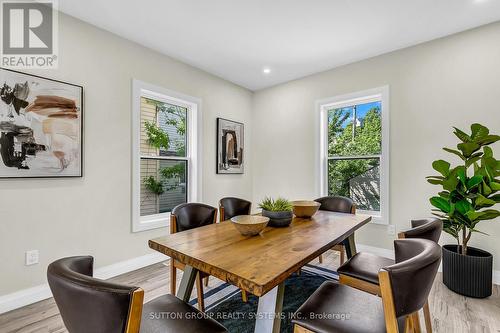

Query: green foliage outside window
<box><xmin>145</xmin><ymin>121</ymin><xmax>170</xmax><ymax>150</ymax></box>
<box><xmin>160</xmin><ymin>162</ymin><xmax>185</xmax><ymax>180</ymax></box>
<box><xmin>328</xmin><ymin>107</ymin><xmax>381</xmax><ymax>156</ymax></box>
<box><xmin>327</xmin><ymin>105</ymin><xmax>381</xmax><ymax>210</ymax></box>
<box><xmin>143</xmin><ymin>176</ymin><xmax>165</xmax><ymax>195</ymax></box>
<box><xmin>143</xmin><ymin>99</ymin><xmax>187</xmax><ymax>196</ymax></box>
<box><xmin>160</xmin><ymin>102</ymin><xmax>187</xmax><ymax>156</ymax></box>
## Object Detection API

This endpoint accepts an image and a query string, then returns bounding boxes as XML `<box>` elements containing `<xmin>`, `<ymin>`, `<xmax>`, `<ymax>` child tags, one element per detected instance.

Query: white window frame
<box><xmin>316</xmin><ymin>86</ymin><xmax>389</xmax><ymax>225</ymax></box>
<box><xmin>132</xmin><ymin>79</ymin><xmax>202</xmax><ymax>232</ymax></box>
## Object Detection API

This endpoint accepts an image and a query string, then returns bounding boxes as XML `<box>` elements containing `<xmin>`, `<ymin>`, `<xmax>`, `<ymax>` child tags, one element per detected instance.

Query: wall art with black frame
<box><xmin>0</xmin><ymin>68</ymin><xmax>83</xmax><ymax>178</ymax></box>
<box><xmin>217</xmin><ymin>117</ymin><xmax>244</xmax><ymax>174</ymax></box>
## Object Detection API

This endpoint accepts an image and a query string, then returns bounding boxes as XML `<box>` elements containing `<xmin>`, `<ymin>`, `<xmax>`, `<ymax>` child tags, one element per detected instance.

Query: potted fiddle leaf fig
<box><xmin>427</xmin><ymin>123</ymin><xmax>499</xmax><ymax>298</ymax></box>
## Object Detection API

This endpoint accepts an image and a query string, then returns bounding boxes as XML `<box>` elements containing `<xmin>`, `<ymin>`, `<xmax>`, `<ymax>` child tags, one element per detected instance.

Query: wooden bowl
<box><xmin>231</xmin><ymin>215</ymin><xmax>269</xmax><ymax>236</ymax></box>
<box><xmin>292</xmin><ymin>200</ymin><xmax>320</xmax><ymax>218</ymax></box>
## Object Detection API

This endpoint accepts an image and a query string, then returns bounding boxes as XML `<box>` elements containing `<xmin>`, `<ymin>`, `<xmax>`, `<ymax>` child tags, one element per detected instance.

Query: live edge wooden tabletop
<box><xmin>149</xmin><ymin>211</ymin><xmax>371</xmax><ymax>297</ymax></box>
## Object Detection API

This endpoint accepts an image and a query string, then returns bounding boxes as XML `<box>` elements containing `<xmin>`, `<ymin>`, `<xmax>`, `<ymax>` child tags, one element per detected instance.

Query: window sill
<box><xmin>133</xmin><ymin>212</ymin><xmax>170</xmax><ymax>232</ymax></box>
<box><xmin>370</xmin><ymin>216</ymin><xmax>388</xmax><ymax>225</ymax></box>
<box><xmin>357</xmin><ymin>210</ymin><xmax>388</xmax><ymax>225</ymax></box>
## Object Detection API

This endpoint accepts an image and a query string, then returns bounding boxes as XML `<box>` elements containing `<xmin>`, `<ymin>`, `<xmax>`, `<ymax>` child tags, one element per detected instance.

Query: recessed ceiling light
<box><xmin>262</xmin><ymin>67</ymin><xmax>271</xmax><ymax>75</ymax></box>
<box><xmin>474</xmin><ymin>0</ymin><xmax>488</xmax><ymax>3</ymax></box>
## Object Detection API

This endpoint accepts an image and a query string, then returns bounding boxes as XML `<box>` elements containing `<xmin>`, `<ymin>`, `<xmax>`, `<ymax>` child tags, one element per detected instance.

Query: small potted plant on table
<box><xmin>427</xmin><ymin>123</ymin><xmax>499</xmax><ymax>298</ymax></box>
<box><xmin>259</xmin><ymin>197</ymin><xmax>293</xmax><ymax>227</ymax></box>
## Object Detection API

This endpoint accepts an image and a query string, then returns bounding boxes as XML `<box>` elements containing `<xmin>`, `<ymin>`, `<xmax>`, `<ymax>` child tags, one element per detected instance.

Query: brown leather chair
<box><xmin>219</xmin><ymin>197</ymin><xmax>252</xmax><ymax>222</ymax></box>
<box><xmin>170</xmin><ymin>203</ymin><xmax>217</xmax><ymax>312</ymax></box>
<box><xmin>47</xmin><ymin>256</ymin><xmax>227</xmax><ymax>333</ymax></box>
<box><xmin>337</xmin><ymin>217</ymin><xmax>442</xmax><ymax>333</ymax></box>
<box><xmin>293</xmin><ymin>238</ymin><xmax>441</xmax><ymax>333</ymax></box>
<box><xmin>398</xmin><ymin>218</ymin><xmax>442</xmax><ymax>242</ymax></box>
<box><xmin>314</xmin><ymin>196</ymin><xmax>356</xmax><ymax>265</ymax></box>
<box><xmin>218</xmin><ymin>197</ymin><xmax>252</xmax><ymax>302</ymax></box>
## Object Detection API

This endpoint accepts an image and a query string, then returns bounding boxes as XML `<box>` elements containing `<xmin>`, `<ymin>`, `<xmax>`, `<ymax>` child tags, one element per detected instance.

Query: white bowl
<box><xmin>231</xmin><ymin>215</ymin><xmax>269</xmax><ymax>236</ymax></box>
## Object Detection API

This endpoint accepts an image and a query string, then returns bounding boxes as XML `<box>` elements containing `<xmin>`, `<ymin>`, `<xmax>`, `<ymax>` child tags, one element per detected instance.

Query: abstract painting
<box><xmin>0</xmin><ymin>68</ymin><xmax>83</xmax><ymax>178</ymax></box>
<box><xmin>217</xmin><ymin>117</ymin><xmax>244</xmax><ymax>174</ymax></box>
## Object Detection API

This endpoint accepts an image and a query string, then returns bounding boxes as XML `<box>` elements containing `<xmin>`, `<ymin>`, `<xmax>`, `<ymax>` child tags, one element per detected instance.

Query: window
<box><xmin>317</xmin><ymin>87</ymin><xmax>389</xmax><ymax>223</ymax></box>
<box><xmin>132</xmin><ymin>80</ymin><xmax>201</xmax><ymax>232</ymax></box>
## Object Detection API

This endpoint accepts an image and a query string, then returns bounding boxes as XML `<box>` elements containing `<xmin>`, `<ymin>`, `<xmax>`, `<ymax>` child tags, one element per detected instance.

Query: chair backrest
<box><xmin>314</xmin><ymin>196</ymin><xmax>356</xmax><ymax>214</ymax></box>
<box><xmin>399</xmin><ymin>218</ymin><xmax>442</xmax><ymax>243</ymax></box>
<box><xmin>47</xmin><ymin>256</ymin><xmax>144</xmax><ymax>333</ymax></box>
<box><xmin>171</xmin><ymin>202</ymin><xmax>217</xmax><ymax>233</ymax></box>
<box><xmin>219</xmin><ymin>197</ymin><xmax>252</xmax><ymax>221</ymax></box>
<box><xmin>379</xmin><ymin>239</ymin><xmax>441</xmax><ymax>332</ymax></box>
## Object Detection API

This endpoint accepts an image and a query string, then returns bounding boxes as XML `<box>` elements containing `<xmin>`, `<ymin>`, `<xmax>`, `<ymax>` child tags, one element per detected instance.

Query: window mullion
<box><xmin>140</xmin><ymin>155</ymin><xmax>189</xmax><ymax>161</ymax></box>
<box><xmin>328</xmin><ymin>155</ymin><xmax>380</xmax><ymax>160</ymax></box>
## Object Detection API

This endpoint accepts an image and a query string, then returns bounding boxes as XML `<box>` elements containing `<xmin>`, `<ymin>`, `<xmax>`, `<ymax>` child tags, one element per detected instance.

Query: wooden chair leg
<box><xmin>339</xmin><ymin>246</ymin><xmax>345</xmax><ymax>265</ymax></box>
<box><xmin>204</xmin><ymin>276</ymin><xmax>209</xmax><ymax>287</ymax></box>
<box><xmin>423</xmin><ymin>300</ymin><xmax>432</xmax><ymax>333</ymax></box>
<box><xmin>294</xmin><ymin>324</ymin><xmax>314</xmax><ymax>333</ymax></box>
<box><xmin>170</xmin><ymin>260</ymin><xmax>176</xmax><ymax>295</ymax></box>
<box><xmin>241</xmin><ymin>290</ymin><xmax>248</xmax><ymax>302</ymax></box>
<box><xmin>404</xmin><ymin>315</ymin><xmax>413</xmax><ymax>333</ymax></box>
<box><xmin>196</xmin><ymin>274</ymin><xmax>205</xmax><ymax>312</ymax></box>
<box><xmin>411</xmin><ymin>312</ymin><xmax>422</xmax><ymax>333</ymax></box>
<box><xmin>318</xmin><ymin>254</ymin><xmax>323</xmax><ymax>264</ymax></box>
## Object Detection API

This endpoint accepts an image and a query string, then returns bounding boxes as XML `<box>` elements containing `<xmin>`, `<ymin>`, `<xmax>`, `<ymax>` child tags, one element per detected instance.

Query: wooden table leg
<box><xmin>344</xmin><ymin>233</ymin><xmax>357</xmax><ymax>259</ymax></box>
<box><xmin>176</xmin><ymin>265</ymin><xmax>198</xmax><ymax>302</ymax></box>
<box><xmin>254</xmin><ymin>282</ymin><xmax>285</xmax><ymax>333</ymax></box>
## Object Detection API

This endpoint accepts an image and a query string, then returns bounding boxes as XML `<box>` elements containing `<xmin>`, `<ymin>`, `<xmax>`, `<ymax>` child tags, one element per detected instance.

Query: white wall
<box><xmin>0</xmin><ymin>13</ymin><xmax>253</xmax><ymax>295</ymax></box>
<box><xmin>2</xmin><ymin>12</ymin><xmax>499</xmax><ymax>301</ymax></box>
<box><xmin>252</xmin><ymin>22</ymin><xmax>500</xmax><ymax>268</ymax></box>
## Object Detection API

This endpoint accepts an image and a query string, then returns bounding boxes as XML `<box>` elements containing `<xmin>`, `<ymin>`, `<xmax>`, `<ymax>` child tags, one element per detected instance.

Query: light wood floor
<box><xmin>1</xmin><ymin>251</ymin><xmax>499</xmax><ymax>333</ymax></box>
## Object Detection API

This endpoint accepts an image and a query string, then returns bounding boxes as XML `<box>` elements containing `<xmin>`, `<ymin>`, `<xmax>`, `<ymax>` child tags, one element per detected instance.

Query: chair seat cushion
<box><xmin>292</xmin><ymin>281</ymin><xmax>405</xmax><ymax>333</ymax></box>
<box><xmin>140</xmin><ymin>294</ymin><xmax>227</xmax><ymax>333</ymax></box>
<box><xmin>337</xmin><ymin>252</ymin><xmax>394</xmax><ymax>285</ymax></box>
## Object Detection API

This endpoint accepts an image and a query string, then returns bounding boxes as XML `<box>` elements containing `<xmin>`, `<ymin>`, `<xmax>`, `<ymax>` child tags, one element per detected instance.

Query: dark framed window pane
<box><xmin>140</xmin><ymin>97</ymin><xmax>187</xmax><ymax>158</ymax></box>
<box><xmin>327</xmin><ymin>101</ymin><xmax>382</xmax><ymax>156</ymax></box>
<box><xmin>328</xmin><ymin>157</ymin><xmax>380</xmax><ymax>211</ymax></box>
<box><xmin>140</xmin><ymin>159</ymin><xmax>187</xmax><ymax>216</ymax></box>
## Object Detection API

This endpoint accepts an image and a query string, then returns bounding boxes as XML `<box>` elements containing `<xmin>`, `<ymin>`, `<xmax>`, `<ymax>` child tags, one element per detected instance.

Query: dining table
<box><xmin>149</xmin><ymin>210</ymin><xmax>372</xmax><ymax>333</ymax></box>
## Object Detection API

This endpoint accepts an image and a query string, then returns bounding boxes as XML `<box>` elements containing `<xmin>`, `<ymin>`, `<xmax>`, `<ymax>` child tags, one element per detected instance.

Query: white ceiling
<box><xmin>58</xmin><ymin>0</ymin><xmax>500</xmax><ymax>91</ymax></box>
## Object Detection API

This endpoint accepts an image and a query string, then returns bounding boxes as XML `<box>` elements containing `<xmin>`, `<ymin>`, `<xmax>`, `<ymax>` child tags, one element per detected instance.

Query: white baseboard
<box><xmin>93</xmin><ymin>252</ymin><xmax>167</xmax><ymax>280</ymax></box>
<box><xmin>357</xmin><ymin>243</ymin><xmax>500</xmax><ymax>285</ymax></box>
<box><xmin>0</xmin><ymin>284</ymin><xmax>53</xmax><ymax>316</ymax></box>
<box><xmin>494</xmin><ymin>270</ymin><xmax>500</xmax><ymax>286</ymax></box>
<box><xmin>0</xmin><ymin>252</ymin><xmax>167</xmax><ymax>315</ymax></box>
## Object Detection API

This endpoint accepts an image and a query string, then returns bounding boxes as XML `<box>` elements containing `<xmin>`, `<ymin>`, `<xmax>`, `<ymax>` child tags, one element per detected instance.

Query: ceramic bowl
<box><xmin>292</xmin><ymin>200</ymin><xmax>321</xmax><ymax>218</ymax></box>
<box><xmin>262</xmin><ymin>210</ymin><xmax>293</xmax><ymax>227</ymax></box>
<box><xmin>231</xmin><ymin>215</ymin><xmax>269</xmax><ymax>236</ymax></box>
